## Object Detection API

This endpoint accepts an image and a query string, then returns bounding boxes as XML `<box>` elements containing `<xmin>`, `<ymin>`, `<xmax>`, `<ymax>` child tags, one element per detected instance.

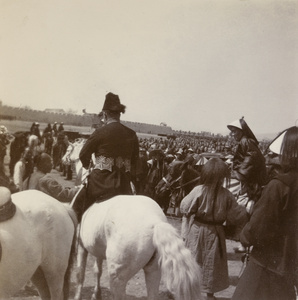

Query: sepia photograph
<box><xmin>0</xmin><ymin>1</ymin><xmax>297</xmax><ymax>299</ymax></box>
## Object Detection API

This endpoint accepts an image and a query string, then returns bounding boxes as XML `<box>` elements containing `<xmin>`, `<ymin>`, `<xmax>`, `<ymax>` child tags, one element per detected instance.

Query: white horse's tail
<box><xmin>153</xmin><ymin>222</ymin><xmax>202</xmax><ymax>300</ymax></box>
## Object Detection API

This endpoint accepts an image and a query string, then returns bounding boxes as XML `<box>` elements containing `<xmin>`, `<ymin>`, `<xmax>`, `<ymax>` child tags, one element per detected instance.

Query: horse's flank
<box><xmin>75</xmin><ymin>195</ymin><xmax>202</xmax><ymax>300</ymax></box>
<box><xmin>0</xmin><ymin>190</ymin><xmax>76</xmax><ymax>300</ymax></box>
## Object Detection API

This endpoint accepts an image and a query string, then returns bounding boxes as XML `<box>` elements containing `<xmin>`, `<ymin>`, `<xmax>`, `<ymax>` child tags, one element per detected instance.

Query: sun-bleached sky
<box><xmin>0</xmin><ymin>0</ymin><xmax>297</xmax><ymax>137</ymax></box>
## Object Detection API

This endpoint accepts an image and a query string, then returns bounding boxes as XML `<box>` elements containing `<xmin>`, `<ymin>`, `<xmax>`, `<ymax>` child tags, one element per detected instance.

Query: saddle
<box><xmin>0</xmin><ymin>191</ymin><xmax>16</xmax><ymax>222</ymax></box>
<box><xmin>0</xmin><ymin>189</ymin><xmax>16</xmax><ymax>262</ymax></box>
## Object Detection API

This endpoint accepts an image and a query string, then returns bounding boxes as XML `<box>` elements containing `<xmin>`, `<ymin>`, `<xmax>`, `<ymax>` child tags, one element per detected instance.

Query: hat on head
<box><xmin>177</xmin><ymin>148</ymin><xmax>183</xmax><ymax>155</ymax></box>
<box><xmin>227</xmin><ymin>119</ymin><xmax>242</xmax><ymax>131</ymax></box>
<box><xmin>0</xmin><ymin>126</ymin><xmax>13</xmax><ymax>140</ymax></box>
<box><xmin>0</xmin><ymin>125</ymin><xmax>9</xmax><ymax>135</ymax></box>
<box><xmin>269</xmin><ymin>130</ymin><xmax>287</xmax><ymax>155</ymax></box>
<box><xmin>0</xmin><ymin>187</ymin><xmax>16</xmax><ymax>221</ymax></box>
<box><xmin>227</xmin><ymin>117</ymin><xmax>258</xmax><ymax>144</ymax></box>
<box><xmin>102</xmin><ymin>92</ymin><xmax>126</xmax><ymax>113</ymax></box>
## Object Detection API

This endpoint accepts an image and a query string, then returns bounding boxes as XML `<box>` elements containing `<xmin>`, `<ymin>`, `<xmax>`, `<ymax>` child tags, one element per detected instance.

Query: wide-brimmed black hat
<box><xmin>102</xmin><ymin>92</ymin><xmax>126</xmax><ymax>113</ymax></box>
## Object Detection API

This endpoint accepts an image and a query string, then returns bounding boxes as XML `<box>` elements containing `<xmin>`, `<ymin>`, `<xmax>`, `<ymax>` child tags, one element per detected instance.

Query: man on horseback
<box><xmin>227</xmin><ymin>116</ymin><xmax>267</xmax><ymax>252</ymax></box>
<box><xmin>73</xmin><ymin>92</ymin><xmax>139</xmax><ymax>221</ymax></box>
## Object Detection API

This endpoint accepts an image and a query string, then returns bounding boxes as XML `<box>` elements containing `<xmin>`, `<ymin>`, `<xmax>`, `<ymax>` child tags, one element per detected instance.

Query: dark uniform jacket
<box><xmin>232</xmin><ymin>135</ymin><xmax>267</xmax><ymax>200</ymax></box>
<box><xmin>79</xmin><ymin>122</ymin><xmax>139</xmax><ymax>202</ymax></box>
<box><xmin>240</xmin><ymin>171</ymin><xmax>298</xmax><ymax>284</ymax></box>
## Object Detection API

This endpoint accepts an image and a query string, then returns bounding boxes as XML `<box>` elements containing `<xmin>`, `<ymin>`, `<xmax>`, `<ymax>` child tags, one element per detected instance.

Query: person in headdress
<box><xmin>58</xmin><ymin>122</ymin><xmax>64</xmax><ymax>132</ymax></box>
<box><xmin>135</xmin><ymin>147</ymin><xmax>149</xmax><ymax>195</ymax></box>
<box><xmin>227</xmin><ymin>117</ymin><xmax>267</xmax><ymax>252</ymax></box>
<box><xmin>0</xmin><ymin>126</ymin><xmax>13</xmax><ymax>174</ymax></box>
<box><xmin>43</xmin><ymin>123</ymin><xmax>54</xmax><ymax>155</ymax></box>
<box><xmin>52</xmin><ymin>122</ymin><xmax>58</xmax><ymax>137</ymax></box>
<box><xmin>30</xmin><ymin>122</ymin><xmax>41</xmax><ymax>141</ymax></box>
<box><xmin>175</xmin><ymin>148</ymin><xmax>184</xmax><ymax>162</ymax></box>
<box><xmin>72</xmin><ymin>92</ymin><xmax>139</xmax><ymax>221</ymax></box>
<box><xmin>227</xmin><ymin>117</ymin><xmax>267</xmax><ymax>193</ymax></box>
<box><xmin>232</xmin><ymin>125</ymin><xmax>298</xmax><ymax>300</ymax></box>
<box><xmin>9</xmin><ymin>131</ymin><xmax>28</xmax><ymax>176</ymax></box>
<box><xmin>13</xmin><ymin>135</ymin><xmax>39</xmax><ymax>191</ymax></box>
<box><xmin>0</xmin><ymin>126</ymin><xmax>17</xmax><ymax>192</ymax></box>
<box><xmin>52</xmin><ymin>131</ymin><xmax>67</xmax><ymax>171</ymax></box>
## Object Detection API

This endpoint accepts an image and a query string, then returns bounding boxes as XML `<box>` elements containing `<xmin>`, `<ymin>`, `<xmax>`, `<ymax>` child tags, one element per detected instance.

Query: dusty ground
<box><xmin>9</xmin><ymin>169</ymin><xmax>244</xmax><ymax>300</ymax></box>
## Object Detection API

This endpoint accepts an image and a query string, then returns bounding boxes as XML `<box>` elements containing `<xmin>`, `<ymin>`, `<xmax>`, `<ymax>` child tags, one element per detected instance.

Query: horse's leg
<box><xmin>143</xmin><ymin>254</ymin><xmax>161</xmax><ymax>300</ymax></box>
<box><xmin>106</xmin><ymin>251</ymin><xmax>129</xmax><ymax>300</ymax></box>
<box><xmin>74</xmin><ymin>243</ymin><xmax>88</xmax><ymax>300</ymax></box>
<box><xmin>91</xmin><ymin>257</ymin><xmax>104</xmax><ymax>300</ymax></box>
<box><xmin>31</xmin><ymin>267</ymin><xmax>50</xmax><ymax>300</ymax></box>
<box><xmin>106</xmin><ymin>244</ymin><xmax>155</xmax><ymax>300</ymax></box>
<box><xmin>40</xmin><ymin>260</ymin><xmax>70</xmax><ymax>300</ymax></box>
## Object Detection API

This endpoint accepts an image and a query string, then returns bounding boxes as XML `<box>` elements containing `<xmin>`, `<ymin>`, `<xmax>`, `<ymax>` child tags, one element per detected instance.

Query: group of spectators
<box><xmin>0</xmin><ymin>121</ymin><xmax>68</xmax><ymax>192</ymax></box>
<box><xmin>0</xmin><ymin>120</ymin><xmax>272</xmax><ymax>198</ymax></box>
<box><xmin>0</xmin><ymin>113</ymin><xmax>296</xmax><ymax>300</ymax></box>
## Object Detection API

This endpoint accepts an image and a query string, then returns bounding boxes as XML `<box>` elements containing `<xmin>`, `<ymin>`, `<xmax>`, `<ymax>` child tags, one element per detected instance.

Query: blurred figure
<box><xmin>0</xmin><ymin>126</ymin><xmax>13</xmax><ymax>175</ymax></box>
<box><xmin>0</xmin><ymin>126</ymin><xmax>17</xmax><ymax>193</ymax></box>
<box><xmin>62</xmin><ymin>135</ymin><xmax>73</xmax><ymax>180</ymax></box>
<box><xmin>135</xmin><ymin>147</ymin><xmax>148</xmax><ymax>195</ymax></box>
<box><xmin>9</xmin><ymin>131</ymin><xmax>28</xmax><ymax>176</ymax></box>
<box><xmin>232</xmin><ymin>126</ymin><xmax>298</xmax><ymax>300</ymax></box>
<box><xmin>52</xmin><ymin>131</ymin><xmax>67</xmax><ymax>171</ymax></box>
<box><xmin>43</xmin><ymin>123</ymin><xmax>52</xmax><ymax>135</ymax></box>
<box><xmin>13</xmin><ymin>135</ymin><xmax>39</xmax><ymax>191</ymax></box>
<box><xmin>43</xmin><ymin>126</ymin><xmax>54</xmax><ymax>156</ymax></box>
<box><xmin>58</xmin><ymin>122</ymin><xmax>64</xmax><ymax>132</ymax></box>
<box><xmin>52</xmin><ymin>121</ymin><xmax>58</xmax><ymax>137</ymax></box>
<box><xmin>30</xmin><ymin>122</ymin><xmax>41</xmax><ymax>141</ymax></box>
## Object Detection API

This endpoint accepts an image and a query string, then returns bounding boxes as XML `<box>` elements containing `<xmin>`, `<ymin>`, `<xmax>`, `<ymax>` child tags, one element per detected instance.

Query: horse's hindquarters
<box><xmin>1</xmin><ymin>190</ymin><xmax>76</xmax><ymax>299</ymax></box>
<box><xmin>0</xmin><ymin>212</ymin><xmax>42</xmax><ymax>298</ymax></box>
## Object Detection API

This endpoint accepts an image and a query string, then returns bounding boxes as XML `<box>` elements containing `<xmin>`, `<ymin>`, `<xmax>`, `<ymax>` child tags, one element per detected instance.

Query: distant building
<box><xmin>0</xmin><ymin>102</ymin><xmax>174</xmax><ymax>136</ymax></box>
<box><xmin>44</xmin><ymin>108</ymin><xmax>65</xmax><ymax>113</ymax></box>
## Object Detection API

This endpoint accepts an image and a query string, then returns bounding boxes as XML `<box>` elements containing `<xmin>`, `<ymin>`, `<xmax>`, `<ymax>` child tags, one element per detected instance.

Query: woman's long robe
<box><xmin>180</xmin><ymin>185</ymin><xmax>248</xmax><ymax>293</ymax></box>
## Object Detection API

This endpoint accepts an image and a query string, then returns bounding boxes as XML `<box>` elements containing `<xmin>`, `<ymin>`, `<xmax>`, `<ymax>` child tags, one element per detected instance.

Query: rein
<box><xmin>174</xmin><ymin>175</ymin><xmax>201</xmax><ymax>190</ymax></box>
<box><xmin>0</xmin><ymin>198</ymin><xmax>16</xmax><ymax>222</ymax></box>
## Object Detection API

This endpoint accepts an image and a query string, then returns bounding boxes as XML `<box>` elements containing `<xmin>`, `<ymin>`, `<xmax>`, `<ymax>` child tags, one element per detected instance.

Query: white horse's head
<box><xmin>62</xmin><ymin>139</ymin><xmax>85</xmax><ymax>165</ymax></box>
<box><xmin>61</xmin><ymin>138</ymin><xmax>91</xmax><ymax>185</ymax></box>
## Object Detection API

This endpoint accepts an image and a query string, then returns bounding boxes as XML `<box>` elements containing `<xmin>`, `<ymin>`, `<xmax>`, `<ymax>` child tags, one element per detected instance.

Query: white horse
<box><xmin>0</xmin><ymin>187</ymin><xmax>77</xmax><ymax>300</ymax></box>
<box><xmin>64</xmin><ymin>143</ymin><xmax>202</xmax><ymax>300</ymax></box>
<box><xmin>73</xmin><ymin>195</ymin><xmax>202</xmax><ymax>300</ymax></box>
<box><xmin>62</xmin><ymin>138</ymin><xmax>89</xmax><ymax>185</ymax></box>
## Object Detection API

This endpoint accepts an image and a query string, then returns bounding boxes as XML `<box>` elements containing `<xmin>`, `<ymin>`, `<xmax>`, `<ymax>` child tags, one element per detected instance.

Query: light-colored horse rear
<box><xmin>75</xmin><ymin>195</ymin><xmax>202</xmax><ymax>300</ymax></box>
<box><xmin>0</xmin><ymin>189</ymin><xmax>77</xmax><ymax>300</ymax></box>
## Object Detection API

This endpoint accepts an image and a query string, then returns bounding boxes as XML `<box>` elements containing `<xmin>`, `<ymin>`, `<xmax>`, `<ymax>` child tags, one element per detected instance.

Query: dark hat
<box><xmin>102</xmin><ymin>92</ymin><xmax>126</xmax><ymax>113</ymax></box>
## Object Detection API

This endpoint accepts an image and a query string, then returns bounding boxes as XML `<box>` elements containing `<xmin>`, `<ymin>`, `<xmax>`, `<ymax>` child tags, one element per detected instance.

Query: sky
<box><xmin>0</xmin><ymin>0</ymin><xmax>297</xmax><ymax>138</ymax></box>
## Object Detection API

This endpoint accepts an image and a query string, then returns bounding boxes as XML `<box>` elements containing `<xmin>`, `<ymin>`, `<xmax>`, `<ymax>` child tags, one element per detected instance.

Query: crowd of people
<box><xmin>0</xmin><ymin>93</ymin><xmax>297</xmax><ymax>300</ymax></box>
